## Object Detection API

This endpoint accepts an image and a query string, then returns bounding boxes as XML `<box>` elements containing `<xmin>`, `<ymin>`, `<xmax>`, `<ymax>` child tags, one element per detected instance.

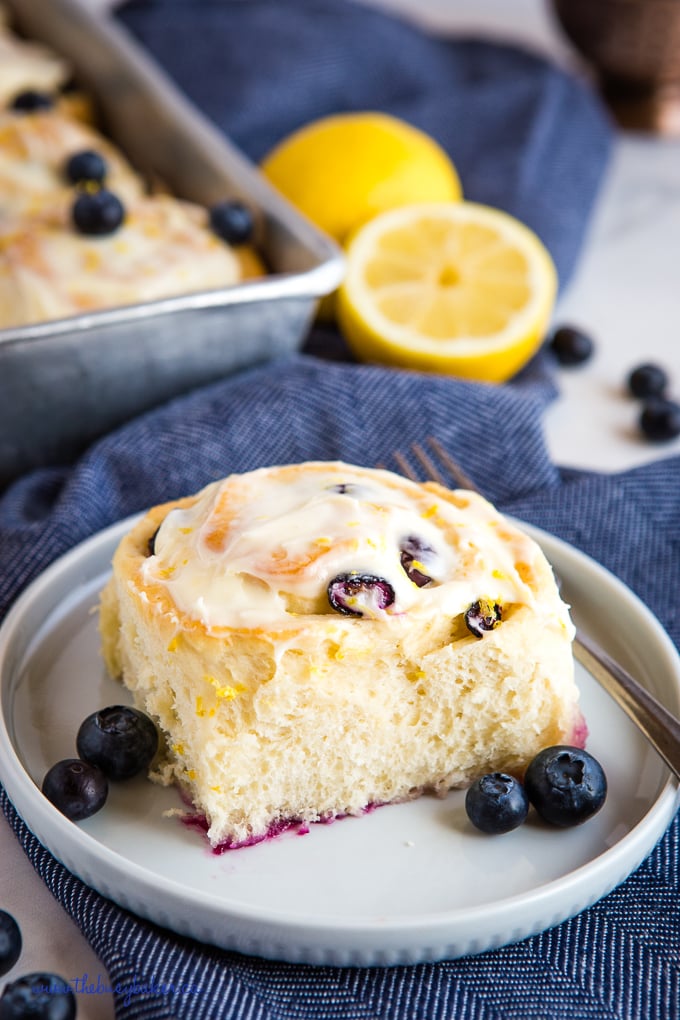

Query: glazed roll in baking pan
<box><xmin>0</xmin><ymin>194</ymin><xmax>244</xmax><ymax>329</ymax></box>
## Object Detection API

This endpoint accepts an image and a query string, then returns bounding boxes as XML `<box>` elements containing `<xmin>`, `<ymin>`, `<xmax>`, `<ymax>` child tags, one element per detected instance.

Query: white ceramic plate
<box><xmin>1</xmin><ymin>517</ymin><xmax>679</xmax><ymax>966</ymax></box>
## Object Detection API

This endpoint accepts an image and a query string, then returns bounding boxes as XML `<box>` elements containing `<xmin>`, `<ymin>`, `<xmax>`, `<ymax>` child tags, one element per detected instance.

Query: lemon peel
<box><xmin>261</xmin><ymin>111</ymin><xmax>462</xmax><ymax>246</ymax></box>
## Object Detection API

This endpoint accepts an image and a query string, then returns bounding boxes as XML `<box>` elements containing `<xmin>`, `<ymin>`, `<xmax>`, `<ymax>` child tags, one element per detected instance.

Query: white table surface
<box><xmin>2</xmin><ymin>2</ymin><xmax>679</xmax><ymax>1017</ymax></box>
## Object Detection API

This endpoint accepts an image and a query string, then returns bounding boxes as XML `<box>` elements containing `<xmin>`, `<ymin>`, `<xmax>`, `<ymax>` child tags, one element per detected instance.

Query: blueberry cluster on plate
<box><xmin>465</xmin><ymin>746</ymin><xmax>607</xmax><ymax>835</ymax></box>
<box><xmin>42</xmin><ymin>705</ymin><xmax>158</xmax><ymax>821</ymax></box>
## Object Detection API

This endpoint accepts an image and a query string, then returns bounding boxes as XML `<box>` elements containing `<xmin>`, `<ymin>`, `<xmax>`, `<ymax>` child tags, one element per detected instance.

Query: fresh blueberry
<box><xmin>65</xmin><ymin>149</ymin><xmax>107</xmax><ymax>186</ymax></box>
<box><xmin>465</xmin><ymin>773</ymin><xmax>529</xmax><ymax>834</ymax></box>
<box><xmin>0</xmin><ymin>911</ymin><xmax>21</xmax><ymax>978</ymax></box>
<box><xmin>327</xmin><ymin>573</ymin><xmax>395</xmax><ymax>617</ymax></box>
<box><xmin>0</xmin><ymin>972</ymin><xmax>76</xmax><ymax>1020</ymax></box>
<box><xmin>77</xmin><ymin>705</ymin><xmax>158</xmax><ymax>781</ymax></box>
<box><xmin>209</xmin><ymin>200</ymin><xmax>254</xmax><ymax>245</ymax></box>
<box><xmin>548</xmin><ymin>325</ymin><xmax>595</xmax><ymax>366</ymax></box>
<box><xmin>639</xmin><ymin>398</ymin><xmax>680</xmax><ymax>442</ymax></box>
<box><xmin>524</xmin><ymin>745</ymin><xmax>607</xmax><ymax>827</ymax></box>
<box><xmin>399</xmin><ymin>535</ymin><xmax>434</xmax><ymax>588</ymax></box>
<box><xmin>464</xmin><ymin>599</ymin><xmax>501</xmax><ymax>638</ymax></box>
<box><xmin>9</xmin><ymin>90</ymin><xmax>54</xmax><ymax>113</ymax></box>
<box><xmin>42</xmin><ymin>759</ymin><xmax>108</xmax><ymax>821</ymax></box>
<box><xmin>71</xmin><ymin>188</ymin><xmax>125</xmax><ymax>236</ymax></box>
<box><xmin>627</xmin><ymin>362</ymin><xmax>669</xmax><ymax>399</ymax></box>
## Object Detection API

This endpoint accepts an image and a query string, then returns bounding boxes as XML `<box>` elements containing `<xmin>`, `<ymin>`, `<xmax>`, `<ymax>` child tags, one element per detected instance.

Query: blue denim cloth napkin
<box><xmin>1</xmin><ymin>355</ymin><xmax>680</xmax><ymax>1020</ymax></box>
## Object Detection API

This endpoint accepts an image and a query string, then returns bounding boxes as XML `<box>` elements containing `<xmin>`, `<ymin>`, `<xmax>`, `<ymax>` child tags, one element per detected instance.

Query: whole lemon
<box><xmin>261</xmin><ymin>112</ymin><xmax>462</xmax><ymax>246</ymax></box>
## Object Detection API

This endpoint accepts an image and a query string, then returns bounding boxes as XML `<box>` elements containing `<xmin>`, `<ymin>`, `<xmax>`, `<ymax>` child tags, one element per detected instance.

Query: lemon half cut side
<box><xmin>337</xmin><ymin>202</ymin><xmax>558</xmax><ymax>383</ymax></box>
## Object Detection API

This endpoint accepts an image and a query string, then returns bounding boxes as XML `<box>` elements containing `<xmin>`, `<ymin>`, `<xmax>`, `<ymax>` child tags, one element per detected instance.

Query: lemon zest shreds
<box><xmin>209</xmin><ymin>676</ymin><xmax>246</xmax><ymax>700</ymax></box>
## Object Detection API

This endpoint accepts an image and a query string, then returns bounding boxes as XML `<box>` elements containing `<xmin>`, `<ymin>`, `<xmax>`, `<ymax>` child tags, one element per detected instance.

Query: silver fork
<box><xmin>390</xmin><ymin>437</ymin><xmax>680</xmax><ymax>781</ymax></box>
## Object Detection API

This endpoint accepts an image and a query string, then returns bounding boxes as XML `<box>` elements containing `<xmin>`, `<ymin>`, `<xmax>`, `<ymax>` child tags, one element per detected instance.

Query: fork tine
<box><xmin>410</xmin><ymin>442</ymin><xmax>446</xmax><ymax>486</ymax></box>
<box><xmin>426</xmin><ymin>437</ymin><xmax>481</xmax><ymax>494</ymax></box>
<box><xmin>390</xmin><ymin>438</ymin><xmax>482</xmax><ymax>494</ymax></box>
<box><xmin>392</xmin><ymin>450</ymin><xmax>419</xmax><ymax>482</ymax></box>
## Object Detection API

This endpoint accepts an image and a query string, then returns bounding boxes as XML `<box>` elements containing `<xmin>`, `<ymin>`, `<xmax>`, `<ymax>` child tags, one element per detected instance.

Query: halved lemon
<box><xmin>337</xmin><ymin>202</ymin><xmax>558</xmax><ymax>383</ymax></box>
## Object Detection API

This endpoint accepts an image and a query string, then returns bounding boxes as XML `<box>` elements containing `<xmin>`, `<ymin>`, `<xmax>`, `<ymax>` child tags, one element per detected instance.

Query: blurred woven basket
<box><xmin>551</xmin><ymin>0</ymin><xmax>680</xmax><ymax>133</ymax></box>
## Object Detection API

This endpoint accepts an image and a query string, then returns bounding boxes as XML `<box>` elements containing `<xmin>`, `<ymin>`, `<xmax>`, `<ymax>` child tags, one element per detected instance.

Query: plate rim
<box><xmin>1</xmin><ymin>515</ymin><xmax>679</xmax><ymax>961</ymax></box>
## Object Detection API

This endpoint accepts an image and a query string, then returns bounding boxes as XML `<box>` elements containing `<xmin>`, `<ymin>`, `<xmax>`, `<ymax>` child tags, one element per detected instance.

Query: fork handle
<box><xmin>574</xmin><ymin>629</ymin><xmax>680</xmax><ymax>781</ymax></box>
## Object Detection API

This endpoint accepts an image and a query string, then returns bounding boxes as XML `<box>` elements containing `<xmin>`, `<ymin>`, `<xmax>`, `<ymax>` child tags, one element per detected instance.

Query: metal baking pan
<box><xmin>1</xmin><ymin>0</ymin><xmax>344</xmax><ymax>487</ymax></box>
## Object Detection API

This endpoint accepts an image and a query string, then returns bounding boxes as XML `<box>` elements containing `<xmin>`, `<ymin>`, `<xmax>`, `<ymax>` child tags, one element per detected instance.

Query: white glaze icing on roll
<box><xmin>142</xmin><ymin>462</ymin><xmax>573</xmax><ymax>634</ymax></box>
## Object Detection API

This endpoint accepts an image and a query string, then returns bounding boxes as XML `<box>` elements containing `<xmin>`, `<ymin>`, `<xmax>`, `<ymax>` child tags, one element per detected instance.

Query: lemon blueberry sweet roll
<box><xmin>99</xmin><ymin>461</ymin><xmax>583</xmax><ymax>848</ymax></box>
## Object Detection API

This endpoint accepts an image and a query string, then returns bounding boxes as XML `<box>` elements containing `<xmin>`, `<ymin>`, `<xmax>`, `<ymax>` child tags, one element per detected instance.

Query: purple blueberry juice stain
<box><xmin>178</xmin><ymin>802</ymin><xmax>385</xmax><ymax>853</ymax></box>
<box><xmin>180</xmin><ymin>812</ymin><xmax>309</xmax><ymax>853</ymax></box>
<box><xmin>569</xmin><ymin>711</ymin><xmax>589</xmax><ymax>749</ymax></box>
